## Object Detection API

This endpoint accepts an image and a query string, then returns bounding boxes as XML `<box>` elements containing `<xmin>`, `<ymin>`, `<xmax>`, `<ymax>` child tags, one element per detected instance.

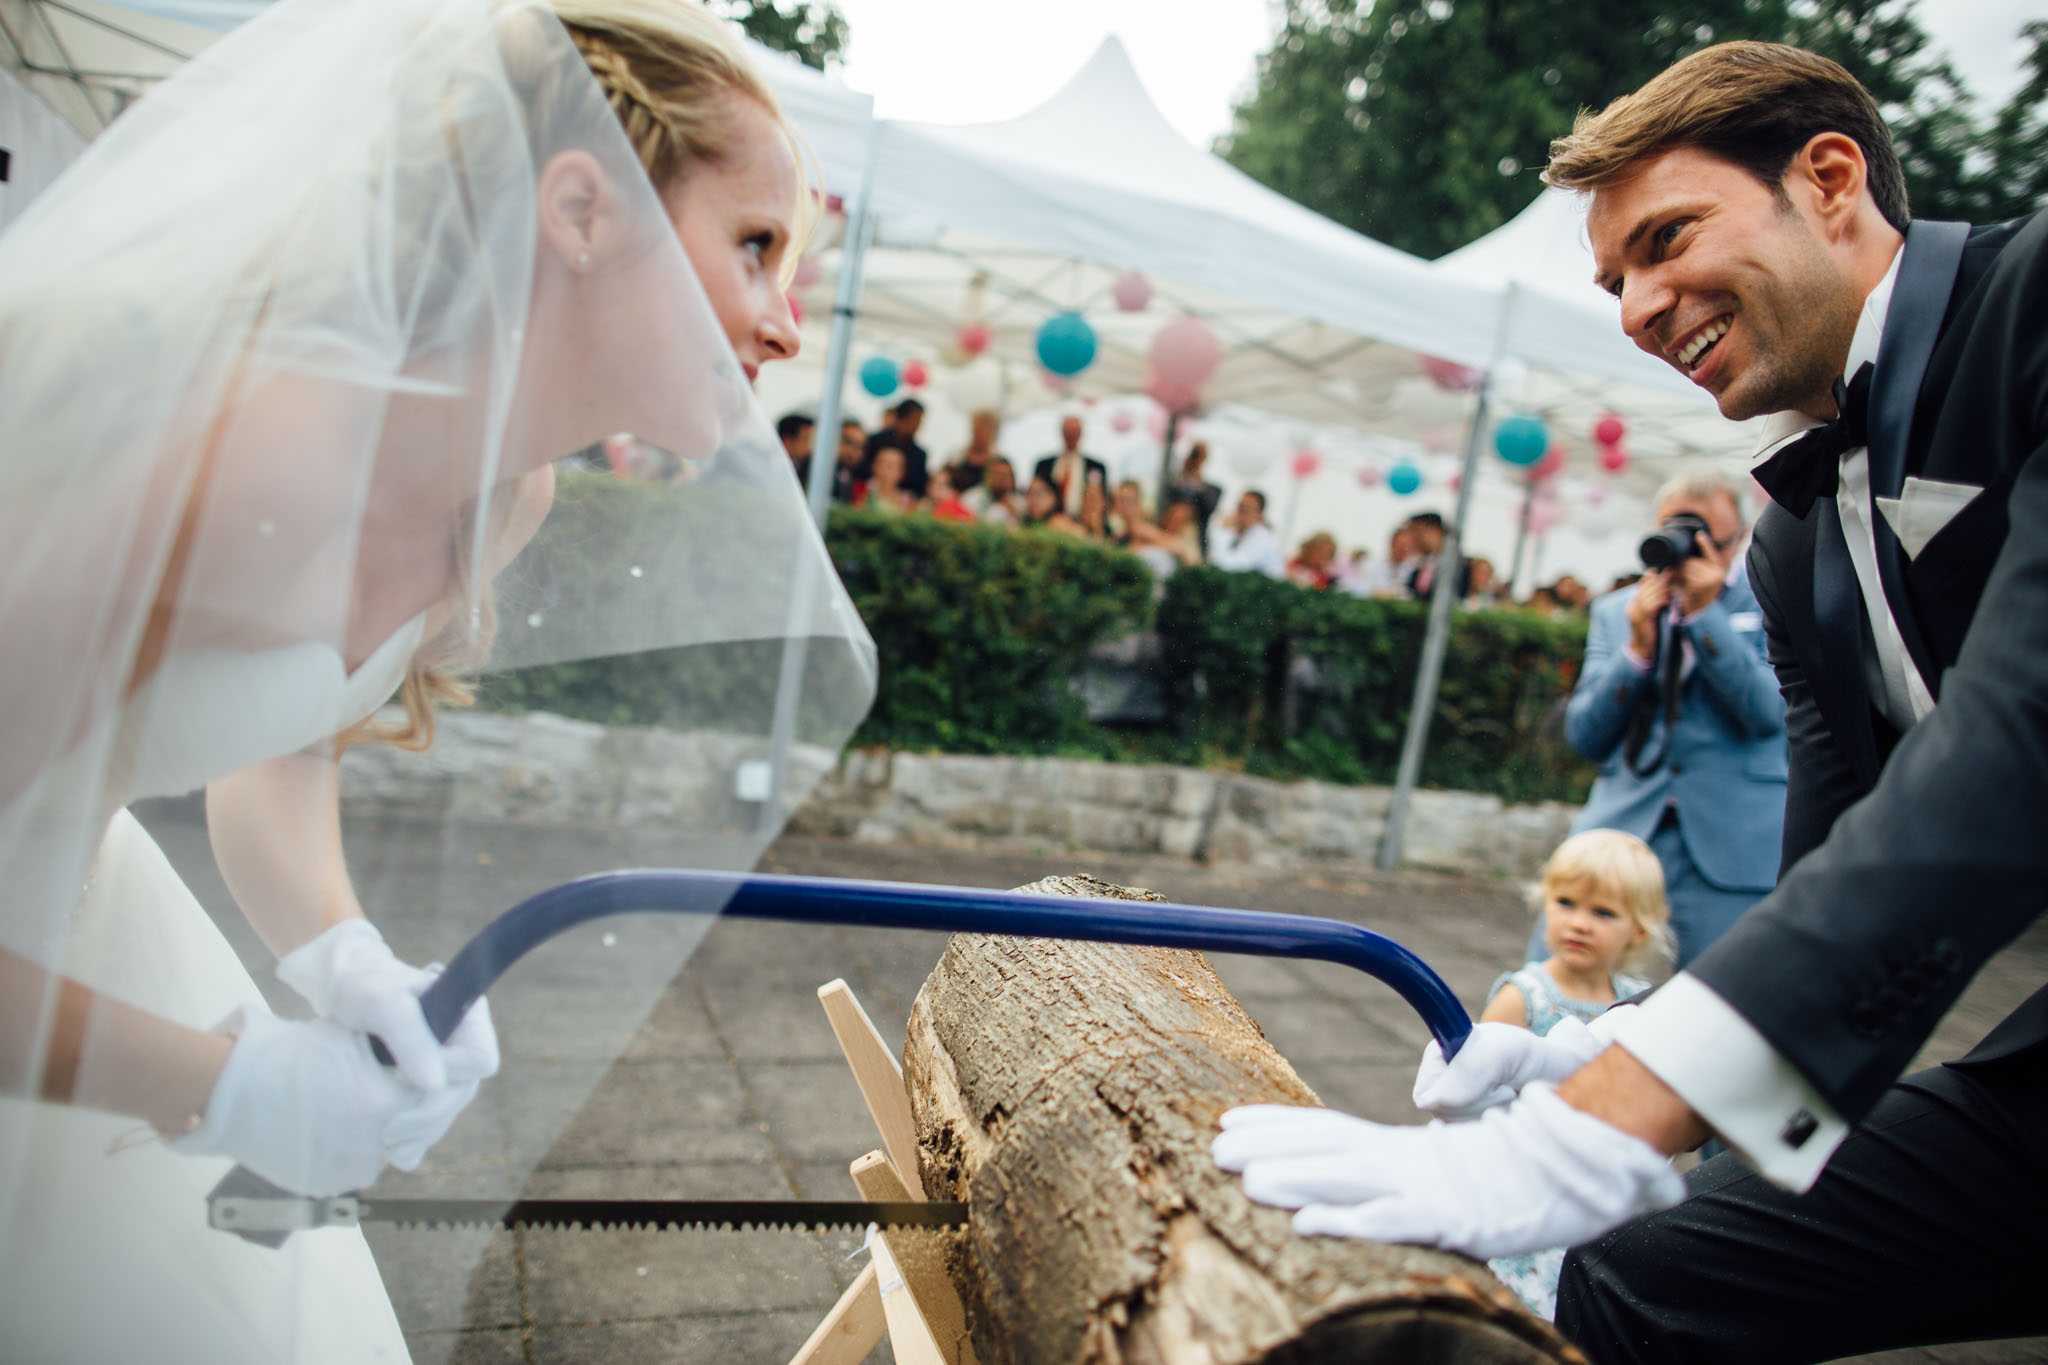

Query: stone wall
<box><xmin>341</xmin><ymin>710</ymin><xmax>1576</xmax><ymax>879</ymax></box>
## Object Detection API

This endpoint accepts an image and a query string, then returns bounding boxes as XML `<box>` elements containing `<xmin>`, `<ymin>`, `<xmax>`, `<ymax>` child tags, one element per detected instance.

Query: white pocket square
<box><xmin>1876</xmin><ymin>477</ymin><xmax>1982</xmax><ymax>559</ymax></box>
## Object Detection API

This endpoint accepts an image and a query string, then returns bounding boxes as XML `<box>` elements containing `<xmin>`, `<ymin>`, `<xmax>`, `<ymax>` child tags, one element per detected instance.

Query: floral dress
<box><xmin>1481</xmin><ymin>961</ymin><xmax>1650</xmax><ymax>1320</ymax></box>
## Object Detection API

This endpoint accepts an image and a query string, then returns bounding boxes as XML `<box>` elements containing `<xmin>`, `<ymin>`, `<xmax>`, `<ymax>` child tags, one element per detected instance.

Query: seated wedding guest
<box><xmin>1077</xmin><ymin>479</ymin><xmax>1112</xmax><ymax>541</ymax></box>
<box><xmin>1465</xmin><ymin>556</ymin><xmax>1504</xmax><ymax>607</ymax></box>
<box><xmin>967</xmin><ymin>457</ymin><xmax>1022</xmax><ymax>527</ymax></box>
<box><xmin>1167</xmin><ymin>441</ymin><xmax>1224</xmax><ymax>555</ymax></box>
<box><xmin>1128</xmin><ymin>497</ymin><xmax>1205</xmax><ymax>579</ymax></box>
<box><xmin>1553</xmin><ymin>574</ymin><xmax>1592</xmax><ymax>613</ymax></box>
<box><xmin>856</xmin><ymin>445</ymin><xmax>915</xmax><ymax>512</ymax></box>
<box><xmin>947</xmin><ymin>408</ymin><xmax>1003</xmax><ymax>493</ymax></box>
<box><xmin>1288</xmin><ymin>531</ymin><xmax>1340</xmax><ymax>589</ymax></box>
<box><xmin>1021</xmin><ymin>473</ymin><xmax>1086</xmax><ymax>538</ymax></box>
<box><xmin>862</xmin><ymin>397</ymin><xmax>930</xmax><ymax>496</ymax></box>
<box><xmin>1525</xmin><ymin>584</ymin><xmax>1564</xmax><ymax>615</ymax></box>
<box><xmin>777</xmin><ymin>411</ymin><xmax>815</xmax><ymax>483</ymax></box>
<box><xmin>1032</xmin><ymin>414</ymin><xmax>1108</xmax><ymax>516</ymax></box>
<box><xmin>1347</xmin><ymin>523</ymin><xmax>1419</xmax><ymax>597</ymax></box>
<box><xmin>1210</xmin><ymin>490</ymin><xmax>1286</xmax><ymax>578</ymax></box>
<box><xmin>1108</xmin><ymin>479</ymin><xmax>1154</xmax><ymax>546</ymax></box>
<box><xmin>828</xmin><ymin>419</ymin><xmax>865</xmax><ymax>504</ymax></box>
<box><xmin>922</xmin><ymin>467</ymin><xmax>975</xmax><ymax>523</ymax></box>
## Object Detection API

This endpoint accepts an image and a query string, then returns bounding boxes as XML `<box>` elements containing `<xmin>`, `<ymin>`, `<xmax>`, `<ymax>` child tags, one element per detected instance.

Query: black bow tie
<box><xmin>1751</xmin><ymin>363</ymin><xmax>1874</xmax><ymax>518</ymax></box>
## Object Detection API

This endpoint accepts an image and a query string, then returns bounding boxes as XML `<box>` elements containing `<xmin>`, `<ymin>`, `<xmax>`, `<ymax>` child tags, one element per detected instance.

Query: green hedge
<box><xmin>826</xmin><ymin>508</ymin><xmax>1154</xmax><ymax>754</ymax></box>
<box><xmin>479</xmin><ymin>478</ymin><xmax>1592</xmax><ymax>802</ymax></box>
<box><xmin>1150</xmin><ymin>567</ymin><xmax>1594</xmax><ymax>804</ymax></box>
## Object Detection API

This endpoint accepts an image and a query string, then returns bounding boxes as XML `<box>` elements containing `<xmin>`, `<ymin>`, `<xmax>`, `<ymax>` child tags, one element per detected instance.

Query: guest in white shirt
<box><xmin>1207</xmin><ymin>491</ymin><xmax>1286</xmax><ymax>579</ymax></box>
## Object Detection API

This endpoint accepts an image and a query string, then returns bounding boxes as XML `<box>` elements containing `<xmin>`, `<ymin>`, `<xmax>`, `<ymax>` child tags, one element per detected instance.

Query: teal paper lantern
<box><xmin>859</xmin><ymin>355</ymin><xmax>900</xmax><ymax>397</ymax></box>
<box><xmin>1494</xmin><ymin>414</ymin><xmax>1548</xmax><ymax>466</ymax></box>
<box><xmin>1388</xmin><ymin>461</ymin><xmax>1423</xmax><ymax>496</ymax></box>
<box><xmin>1035</xmin><ymin>312</ymin><xmax>1097</xmax><ymax>376</ymax></box>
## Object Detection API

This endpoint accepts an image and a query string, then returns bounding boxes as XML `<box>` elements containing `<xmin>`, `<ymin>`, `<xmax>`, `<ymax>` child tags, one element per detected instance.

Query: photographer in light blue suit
<box><xmin>1538</xmin><ymin>466</ymin><xmax>1788</xmax><ymax>968</ymax></box>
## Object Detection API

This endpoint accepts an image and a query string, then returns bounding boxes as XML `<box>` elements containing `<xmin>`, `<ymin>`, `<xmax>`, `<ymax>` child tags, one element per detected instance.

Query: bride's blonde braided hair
<box><xmin>353</xmin><ymin>0</ymin><xmax>813</xmax><ymax>755</ymax></box>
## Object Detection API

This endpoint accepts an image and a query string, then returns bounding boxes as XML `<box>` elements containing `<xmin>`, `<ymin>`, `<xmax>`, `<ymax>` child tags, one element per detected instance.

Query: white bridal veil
<box><xmin>0</xmin><ymin>0</ymin><xmax>875</xmax><ymax>1356</ymax></box>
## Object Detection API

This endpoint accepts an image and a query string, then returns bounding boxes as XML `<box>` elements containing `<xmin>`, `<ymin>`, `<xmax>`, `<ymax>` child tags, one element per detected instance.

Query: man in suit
<box><xmin>1551</xmin><ymin>467</ymin><xmax>1786</xmax><ymax>968</ymax></box>
<box><xmin>1212</xmin><ymin>43</ymin><xmax>2048</xmax><ymax>1361</ymax></box>
<box><xmin>1401</xmin><ymin>512</ymin><xmax>1472</xmax><ymax>602</ymax></box>
<box><xmin>1032</xmin><ymin>415</ymin><xmax>1109</xmax><ymax>517</ymax></box>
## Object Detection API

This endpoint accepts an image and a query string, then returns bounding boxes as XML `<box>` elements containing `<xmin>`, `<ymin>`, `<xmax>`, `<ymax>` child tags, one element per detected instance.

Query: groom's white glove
<box><xmin>1213</xmin><ymin>1083</ymin><xmax>1684</xmax><ymax>1260</ymax></box>
<box><xmin>1411</xmin><ymin>1012</ymin><xmax>1623</xmax><ymax>1118</ymax></box>
<box><xmin>171</xmin><ymin>1005</ymin><xmax>479</xmax><ymax>1196</ymax></box>
<box><xmin>278</xmin><ymin>919</ymin><xmax>499</xmax><ymax>1091</ymax></box>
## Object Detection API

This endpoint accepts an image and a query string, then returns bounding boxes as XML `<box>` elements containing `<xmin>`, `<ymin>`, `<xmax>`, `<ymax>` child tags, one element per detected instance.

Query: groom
<box><xmin>1218</xmin><ymin>40</ymin><xmax>2048</xmax><ymax>1362</ymax></box>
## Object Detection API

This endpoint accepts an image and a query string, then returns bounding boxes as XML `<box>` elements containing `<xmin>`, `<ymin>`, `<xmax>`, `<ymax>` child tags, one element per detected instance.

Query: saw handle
<box><xmin>381</xmin><ymin>871</ymin><xmax>1470</xmax><ymax>1065</ymax></box>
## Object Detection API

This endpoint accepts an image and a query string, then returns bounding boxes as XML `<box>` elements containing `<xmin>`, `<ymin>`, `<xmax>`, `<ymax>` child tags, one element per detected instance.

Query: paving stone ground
<box><xmin>136</xmin><ymin>804</ymin><xmax>2048</xmax><ymax>1365</ymax></box>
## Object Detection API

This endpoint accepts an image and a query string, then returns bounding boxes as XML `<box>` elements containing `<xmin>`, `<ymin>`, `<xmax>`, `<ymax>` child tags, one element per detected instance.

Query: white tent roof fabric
<box><xmin>7</xmin><ymin>2</ymin><xmax>1754</xmax><ymax>582</ymax></box>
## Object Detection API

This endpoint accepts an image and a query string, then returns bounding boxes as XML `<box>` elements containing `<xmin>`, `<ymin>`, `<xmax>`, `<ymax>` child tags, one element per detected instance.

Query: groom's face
<box><xmin>1587</xmin><ymin>145</ymin><xmax>1859</xmax><ymax>422</ymax></box>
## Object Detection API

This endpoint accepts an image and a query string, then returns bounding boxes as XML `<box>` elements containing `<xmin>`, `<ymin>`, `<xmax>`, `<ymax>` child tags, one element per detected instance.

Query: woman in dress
<box><xmin>0</xmin><ymin>0</ymin><xmax>873</xmax><ymax>1358</ymax></box>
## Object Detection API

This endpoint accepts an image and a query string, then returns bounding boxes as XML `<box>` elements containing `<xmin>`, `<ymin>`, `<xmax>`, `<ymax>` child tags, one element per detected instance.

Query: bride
<box><xmin>0</xmin><ymin>0</ymin><xmax>873</xmax><ymax>1359</ymax></box>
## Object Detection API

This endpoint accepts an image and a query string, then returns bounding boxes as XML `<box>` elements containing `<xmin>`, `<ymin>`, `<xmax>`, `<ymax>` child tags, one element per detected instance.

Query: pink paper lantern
<box><xmin>1145</xmin><ymin>406</ymin><xmax>1169</xmax><ymax>441</ymax></box>
<box><xmin>1042</xmin><ymin>370</ymin><xmax>1070</xmax><ymax>394</ymax></box>
<box><xmin>1110</xmin><ymin>409</ymin><xmax>1135</xmax><ymax>433</ymax></box>
<box><xmin>1422</xmin><ymin>355</ymin><xmax>1485</xmax><ymax>393</ymax></box>
<box><xmin>1532</xmin><ymin>444</ymin><xmax>1567</xmax><ymax>480</ymax></box>
<box><xmin>1593</xmin><ymin>413</ymin><xmax>1628</xmax><ymax>447</ymax></box>
<box><xmin>1289</xmin><ymin>448</ymin><xmax>1321</xmax><ymax>480</ymax></box>
<box><xmin>1146</xmin><ymin>375</ymin><xmax>1202</xmax><ymax>415</ymax></box>
<box><xmin>786</xmin><ymin>293</ymin><xmax>804</xmax><ymax>326</ymax></box>
<box><xmin>900</xmin><ymin>359</ymin><xmax>929</xmax><ymax>388</ymax></box>
<box><xmin>1421</xmin><ymin>427</ymin><xmax>1459</xmax><ymax>455</ymax></box>
<box><xmin>1357</xmin><ymin>464</ymin><xmax>1383</xmax><ymax>488</ymax></box>
<box><xmin>1527</xmin><ymin>495</ymin><xmax>1563</xmax><ymax>535</ymax></box>
<box><xmin>1449</xmin><ymin>473</ymin><xmax>1463</xmax><ymax>491</ymax></box>
<box><xmin>956</xmin><ymin>322</ymin><xmax>991</xmax><ymax>356</ymax></box>
<box><xmin>1148</xmin><ymin>316</ymin><xmax>1222</xmax><ymax>401</ymax></box>
<box><xmin>792</xmin><ymin>258</ymin><xmax>823</xmax><ymax>289</ymax></box>
<box><xmin>1111</xmin><ymin>271</ymin><xmax>1153</xmax><ymax>312</ymax></box>
<box><xmin>1585</xmin><ymin>484</ymin><xmax>1608</xmax><ymax>506</ymax></box>
<box><xmin>1599</xmin><ymin>444</ymin><xmax>1629</xmax><ymax>474</ymax></box>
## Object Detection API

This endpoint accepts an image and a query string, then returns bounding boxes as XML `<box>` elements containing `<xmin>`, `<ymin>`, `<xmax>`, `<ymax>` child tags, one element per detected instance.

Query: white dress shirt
<box><xmin>1210</xmin><ymin>520</ymin><xmax>1286</xmax><ymax>578</ymax></box>
<box><xmin>1616</xmin><ymin>244</ymin><xmax>1938</xmax><ymax>1192</ymax></box>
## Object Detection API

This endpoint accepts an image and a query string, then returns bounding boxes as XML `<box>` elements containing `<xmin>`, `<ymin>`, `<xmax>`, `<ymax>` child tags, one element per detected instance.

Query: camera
<box><xmin>1639</xmin><ymin>511</ymin><xmax>1712</xmax><ymax>571</ymax></box>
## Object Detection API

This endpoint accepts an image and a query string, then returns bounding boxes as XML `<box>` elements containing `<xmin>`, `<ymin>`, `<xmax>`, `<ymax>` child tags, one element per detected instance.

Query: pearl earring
<box><xmin>577</xmin><ymin>251</ymin><xmax>591</xmax><ymax>269</ymax></box>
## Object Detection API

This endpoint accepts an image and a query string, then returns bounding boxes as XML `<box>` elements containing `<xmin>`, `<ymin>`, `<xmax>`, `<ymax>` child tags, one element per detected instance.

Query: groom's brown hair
<box><xmin>1544</xmin><ymin>41</ymin><xmax>1909</xmax><ymax>234</ymax></box>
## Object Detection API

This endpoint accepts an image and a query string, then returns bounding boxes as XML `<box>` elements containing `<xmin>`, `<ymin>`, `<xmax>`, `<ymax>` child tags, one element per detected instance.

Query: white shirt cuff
<box><xmin>1612</xmin><ymin>973</ymin><xmax>1848</xmax><ymax>1191</ymax></box>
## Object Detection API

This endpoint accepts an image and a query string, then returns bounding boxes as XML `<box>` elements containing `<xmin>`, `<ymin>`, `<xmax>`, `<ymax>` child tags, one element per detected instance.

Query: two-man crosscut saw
<box><xmin>211</xmin><ymin>870</ymin><xmax>1471</xmax><ymax>1245</ymax></box>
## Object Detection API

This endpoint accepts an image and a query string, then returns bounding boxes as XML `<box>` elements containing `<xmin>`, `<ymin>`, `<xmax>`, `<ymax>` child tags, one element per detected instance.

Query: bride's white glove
<box><xmin>170</xmin><ymin>1005</ymin><xmax>479</xmax><ymax>1196</ymax></box>
<box><xmin>1411</xmin><ymin>1013</ymin><xmax>1621</xmax><ymax>1118</ymax></box>
<box><xmin>278</xmin><ymin>919</ymin><xmax>499</xmax><ymax>1091</ymax></box>
<box><xmin>1212</xmin><ymin>1084</ymin><xmax>1684</xmax><ymax>1260</ymax></box>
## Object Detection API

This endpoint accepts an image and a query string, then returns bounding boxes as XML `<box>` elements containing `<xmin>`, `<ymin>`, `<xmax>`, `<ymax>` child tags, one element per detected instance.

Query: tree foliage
<box><xmin>1219</xmin><ymin>0</ymin><xmax>2048</xmax><ymax>259</ymax></box>
<box><xmin>709</xmin><ymin>0</ymin><xmax>847</xmax><ymax>71</ymax></box>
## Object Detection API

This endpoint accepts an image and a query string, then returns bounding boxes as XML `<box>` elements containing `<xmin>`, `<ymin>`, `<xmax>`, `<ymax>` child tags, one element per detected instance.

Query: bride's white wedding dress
<box><xmin>1</xmin><ymin>618</ymin><xmax>426</xmax><ymax>1364</ymax></box>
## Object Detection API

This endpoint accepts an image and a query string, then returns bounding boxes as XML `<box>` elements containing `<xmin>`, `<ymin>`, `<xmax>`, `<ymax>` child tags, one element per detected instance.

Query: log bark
<box><xmin>902</xmin><ymin>874</ymin><xmax>1577</xmax><ymax>1365</ymax></box>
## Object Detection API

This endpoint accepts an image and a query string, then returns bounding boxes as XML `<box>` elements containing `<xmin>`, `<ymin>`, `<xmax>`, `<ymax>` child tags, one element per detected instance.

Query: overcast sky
<box><xmin>835</xmin><ymin>0</ymin><xmax>2043</xmax><ymax>147</ymax></box>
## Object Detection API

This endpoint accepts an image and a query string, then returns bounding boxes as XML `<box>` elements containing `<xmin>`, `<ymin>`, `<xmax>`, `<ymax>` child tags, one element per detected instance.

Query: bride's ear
<box><xmin>536</xmin><ymin>149</ymin><xmax>622</xmax><ymax>272</ymax></box>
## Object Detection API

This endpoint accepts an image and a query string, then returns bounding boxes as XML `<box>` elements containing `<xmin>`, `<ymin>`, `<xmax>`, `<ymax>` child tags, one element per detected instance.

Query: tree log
<box><xmin>902</xmin><ymin>874</ymin><xmax>1577</xmax><ymax>1365</ymax></box>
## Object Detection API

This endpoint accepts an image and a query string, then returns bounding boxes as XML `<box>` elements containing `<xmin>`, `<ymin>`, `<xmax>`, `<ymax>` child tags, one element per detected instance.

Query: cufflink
<box><xmin>1781</xmin><ymin>1108</ymin><xmax>1818</xmax><ymax>1149</ymax></box>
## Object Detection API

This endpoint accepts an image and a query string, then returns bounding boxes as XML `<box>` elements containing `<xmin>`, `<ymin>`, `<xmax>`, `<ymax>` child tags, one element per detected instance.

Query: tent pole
<box><xmin>1155</xmin><ymin>410</ymin><xmax>1180</xmax><ymax>513</ymax></box>
<box><xmin>1508</xmin><ymin>473</ymin><xmax>1535</xmax><ymax>598</ymax></box>
<box><xmin>805</xmin><ymin>126</ymin><xmax>881</xmax><ymax>529</ymax></box>
<box><xmin>758</xmin><ymin>125</ymin><xmax>880</xmax><ymax>841</ymax></box>
<box><xmin>1376</xmin><ymin>377</ymin><xmax>1492</xmax><ymax>871</ymax></box>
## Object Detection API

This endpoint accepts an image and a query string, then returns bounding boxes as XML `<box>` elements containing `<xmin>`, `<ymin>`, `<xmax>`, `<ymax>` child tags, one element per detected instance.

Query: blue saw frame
<box><xmin>399</xmin><ymin>871</ymin><xmax>1472</xmax><ymax>1059</ymax></box>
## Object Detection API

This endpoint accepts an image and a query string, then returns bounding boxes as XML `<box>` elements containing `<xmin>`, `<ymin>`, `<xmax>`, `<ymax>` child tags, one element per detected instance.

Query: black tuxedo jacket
<box><xmin>1702</xmin><ymin>212</ymin><xmax>2048</xmax><ymax>1123</ymax></box>
<box><xmin>1032</xmin><ymin>452</ymin><xmax>1109</xmax><ymax>501</ymax></box>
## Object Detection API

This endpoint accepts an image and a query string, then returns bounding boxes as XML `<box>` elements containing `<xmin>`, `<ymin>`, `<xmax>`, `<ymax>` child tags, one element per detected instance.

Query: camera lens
<box><xmin>1639</xmin><ymin>512</ymin><xmax>1710</xmax><ymax>570</ymax></box>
